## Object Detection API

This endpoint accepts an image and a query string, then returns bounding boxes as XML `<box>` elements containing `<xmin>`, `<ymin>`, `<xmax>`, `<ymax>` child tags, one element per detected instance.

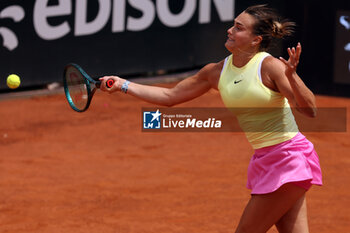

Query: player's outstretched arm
<box><xmin>99</xmin><ymin>62</ymin><xmax>222</xmax><ymax>107</ymax></box>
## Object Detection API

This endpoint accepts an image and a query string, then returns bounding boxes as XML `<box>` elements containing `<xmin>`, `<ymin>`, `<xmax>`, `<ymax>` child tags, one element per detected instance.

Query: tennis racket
<box><xmin>63</xmin><ymin>63</ymin><xmax>114</xmax><ymax>112</ymax></box>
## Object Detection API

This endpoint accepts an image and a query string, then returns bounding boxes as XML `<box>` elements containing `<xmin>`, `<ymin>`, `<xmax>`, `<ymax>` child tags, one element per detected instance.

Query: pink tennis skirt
<box><xmin>247</xmin><ymin>132</ymin><xmax>323</xmax><ymax>194</ymax></box>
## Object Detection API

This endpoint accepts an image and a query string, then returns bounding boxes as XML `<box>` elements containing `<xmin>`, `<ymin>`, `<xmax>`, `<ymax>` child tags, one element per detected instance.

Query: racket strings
<box><xmin>66</xmin><ymin>68</ymin><xmax>89</xmax><ymax>111</ymax></box>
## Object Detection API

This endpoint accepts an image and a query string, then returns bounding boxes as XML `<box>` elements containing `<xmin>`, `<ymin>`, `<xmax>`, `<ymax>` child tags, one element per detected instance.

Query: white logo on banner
<box><xmin>0</xmin><ymin>5</ymin><xmax>25</xmax><ymax>51</ymax></box>
<box><xmin>340</xmin><ymin>16</ymin><xmax>350</xmax><ymax>30</ymax></box>
<box><xmin>0</xmin><ymin>0</ymin><xmax>235</xmax><ymax>50</ymax></box>
<box><xmin>340</xmin><ymin>15</ymin><xmax>350</xmax><ymax>72</ymax></box>
<box><xmin>33</xmin><ymin>0</ymin><xmax>235</xmax><ymax>40</ymax></box>
<box><xmin>345</xmin><ymin>43</ymin><xmax>350</xmax><ymax>52</ymax></box>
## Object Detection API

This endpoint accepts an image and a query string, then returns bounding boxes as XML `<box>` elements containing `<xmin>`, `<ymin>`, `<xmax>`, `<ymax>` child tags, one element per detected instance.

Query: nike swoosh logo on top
<box><xmin>234</xmin><ymin>80</ymin><xmax>242</xmax><ymax>84</ymax></box>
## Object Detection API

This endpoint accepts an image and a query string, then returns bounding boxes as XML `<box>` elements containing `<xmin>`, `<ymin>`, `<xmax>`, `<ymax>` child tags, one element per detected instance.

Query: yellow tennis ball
<box><xmin>7</xmin><ymin>74</ymin><xmax>21</xmax><ymax>89</ymax></box>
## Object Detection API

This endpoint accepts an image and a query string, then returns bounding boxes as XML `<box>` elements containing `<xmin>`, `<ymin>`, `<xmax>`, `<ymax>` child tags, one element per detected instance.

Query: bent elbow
<box><xmin>307</xmin><ymin>109</ymin><xmax>317</xmax><ymax>118</ymax></box>
<box><xmin>298</xmin><ymin>107</ymin><xmax>317</xmax><ymax>118</ymax></box>
<box><xmin>162</xmin><ymin>90</ymin><xmax>179</xmax><ymax>107</ymax></box>
<box><xmin>163</xmin><ymin>96</ymin><xmax>176</xmax><ymax>107</ymax></box>
<box><xmin>161</xmin><ymin>97</ymin><xmax>177</xmax><ymax>107</ymax></box>
<box><xmin>164</xmin><ymin>102</ymin><xmax>176</xmax><ymax>107</ymax></box>
<box><xmin>308</xmin><ymin>105</ymin><xmax>317</xmax><ymax>118</ymax></box>
<box><xmin>310</xmin><ymin>108</ymin><xmax>317</xmax><ymax>118</ymax></box>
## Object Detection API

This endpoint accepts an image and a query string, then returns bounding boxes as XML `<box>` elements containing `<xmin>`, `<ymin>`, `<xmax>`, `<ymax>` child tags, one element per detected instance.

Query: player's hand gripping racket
<box><xmin>63</xmin><ymin>63</ymin><xmax>114</xmax><ymax>112</ymax></box>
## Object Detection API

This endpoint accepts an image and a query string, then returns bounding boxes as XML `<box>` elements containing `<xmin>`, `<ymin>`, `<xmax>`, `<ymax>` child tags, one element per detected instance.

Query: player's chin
<box><xmin>224</xmin><ymin>41</ymin><xmax>234</xmax><ymax>53</ymax></box>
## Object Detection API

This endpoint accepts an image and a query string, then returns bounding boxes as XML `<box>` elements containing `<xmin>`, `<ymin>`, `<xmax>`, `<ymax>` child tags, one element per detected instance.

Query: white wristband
<box><xmin>121</xmin><ymin>80</ymin><xmax>130</xmax><ymax>93</ymax></box>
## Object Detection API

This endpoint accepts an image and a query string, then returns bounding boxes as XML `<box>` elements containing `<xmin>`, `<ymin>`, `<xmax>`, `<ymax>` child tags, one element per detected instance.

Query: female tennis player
<box><xmin>100</xmin><ymin>4</ymin><xmax>322</xmax><ymax>233</ymax></box>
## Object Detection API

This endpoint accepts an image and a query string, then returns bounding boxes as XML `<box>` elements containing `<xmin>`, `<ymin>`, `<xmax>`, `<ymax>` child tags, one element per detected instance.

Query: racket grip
<box><xmin>106</xmin><ymin>78</ymin><xmax>115</xmax><ymax>88</ymax></box>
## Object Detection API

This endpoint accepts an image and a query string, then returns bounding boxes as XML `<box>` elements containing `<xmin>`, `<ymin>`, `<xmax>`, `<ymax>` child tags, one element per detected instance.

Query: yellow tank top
<box><xmin>218</xmin><ymin>52</ymin><xmax>298</xmax><ymax>149</ymax></box>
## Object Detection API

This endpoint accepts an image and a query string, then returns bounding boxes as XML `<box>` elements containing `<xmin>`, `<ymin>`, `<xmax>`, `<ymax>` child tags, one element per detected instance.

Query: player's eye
<box><xmin>233</xmin><ymin>26</ymin><xmax>241</xmax><ymax>31</ymax></box>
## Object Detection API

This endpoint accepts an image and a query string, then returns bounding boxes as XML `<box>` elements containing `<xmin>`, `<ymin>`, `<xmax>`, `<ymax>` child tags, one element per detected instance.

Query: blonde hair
<box><xmin>245</xmin><ymin>4</ymin><xmax>295</xmax><ymax>51</ymax></box>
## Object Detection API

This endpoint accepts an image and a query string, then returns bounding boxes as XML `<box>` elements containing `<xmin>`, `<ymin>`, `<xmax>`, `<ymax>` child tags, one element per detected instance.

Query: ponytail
<box><xmin>272</xmin><ymin>20</ymin><xmax>295</xmax><ymax>39</ymax></box>
<box><xmin>245</xmin><ymin>4</ymin><xmax>295</xmax><ymax>51</ymax></box>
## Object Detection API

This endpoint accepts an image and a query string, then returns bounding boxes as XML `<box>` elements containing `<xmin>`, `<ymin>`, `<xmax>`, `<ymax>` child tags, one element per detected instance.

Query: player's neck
<box><xmin>231</xmin><ymin>46</ymin><xmax>259</xmax><ymax>68</ymax></box>
<box><xmin>231</xmin><ymin>53</ymin><xmax>256</xmax><ymax>68</ymax></box>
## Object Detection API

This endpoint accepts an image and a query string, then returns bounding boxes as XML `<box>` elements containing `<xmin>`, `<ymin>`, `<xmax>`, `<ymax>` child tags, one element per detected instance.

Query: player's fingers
<box><xmin>279</xmin><ymin>57</ymin><xmax>290</xmax><ymax>67</ymax></box>
<box><xmin>289</xmin><ymin>47</ymin><xmax>297</xmax><ymax>66</ymax></box>
<box><xmin>100</xmin><ymin>76</ymin><xmax>122</xmax><ymax>93</ymax></box>
<box><xmin>99</xmin><ymin>76</ymin><xmax>114</xmax><ymax>92</ymax></box>
<box><xmin>99</xmin><ymin>77</ymin><xmax>107</xmax><ymax>91</ymax></box>
<box><xmin>296</xmin><ymin>42</ymin><xmax>302</xmax><ymax>63</ymax></box>
<box><xmin>287</xmin><ymin>48</ymin><xmax>294</xmax><ymax>64</ymax></box>
<box><xmin>279</xmin><ymin>56</ymin><xmax>295</xmax><ymax>71</ymax></box>
<box><xmin>287</xmin><ymin>47</ymin><xmax>292</xmax><ymax>57</ymax></box>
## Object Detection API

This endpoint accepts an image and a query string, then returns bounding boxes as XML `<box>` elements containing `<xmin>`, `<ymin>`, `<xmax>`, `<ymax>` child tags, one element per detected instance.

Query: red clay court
<box><xmin>0</xmin><ymin>83</ymin><xmax>349</xmax><ymax>232</ymax></box>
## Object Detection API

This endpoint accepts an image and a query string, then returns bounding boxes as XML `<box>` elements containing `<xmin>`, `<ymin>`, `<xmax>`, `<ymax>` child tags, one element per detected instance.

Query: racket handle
<box><xmin>106</xmin><ymin>78</ymin><xmax>115</xmax><ymax>88</ymax></box>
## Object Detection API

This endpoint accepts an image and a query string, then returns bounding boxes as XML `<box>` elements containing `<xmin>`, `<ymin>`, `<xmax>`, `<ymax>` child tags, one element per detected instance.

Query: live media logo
<box><xmin>143</xmin><ymin>110</ymin><xmax>162</xmax><ymax>129</ymax></box>
<box><xmin>141</xmin><ymin>107</ymin><xmax>346</xmax><ymax>133</ymax></box>
<box><xmin>142</xmin><ymin>109</ymin><xmax>222</xmax><ymax>131</ymax></box>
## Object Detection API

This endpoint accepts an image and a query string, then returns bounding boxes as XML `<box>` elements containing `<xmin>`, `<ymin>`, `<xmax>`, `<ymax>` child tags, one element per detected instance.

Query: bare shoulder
<box><xmin>199</xmin><ymin>60</ymin><xmax>225</xmax><ymax>76</ymax></box>
<box><xmin>198</xmin><ymin>60</ymin><xmax>225</xmax><ymax>90</ymax></box>
<box><xmin>261</xmin><ymin>55</ymin><xmax>286</xmax><ymax>80</ymax></box>
<box><xmin>263</xmin><ymin>56</ymin><xmax>285</xmax><ymax>70</ymax></box>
